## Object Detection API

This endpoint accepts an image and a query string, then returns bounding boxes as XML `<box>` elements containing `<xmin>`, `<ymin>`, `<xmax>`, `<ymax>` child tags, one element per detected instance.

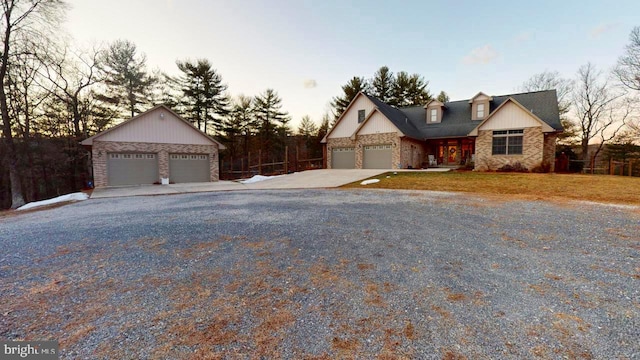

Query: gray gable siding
<box><xmin>362</xmin><ymin>90</ymin><xmax>562</xmax><ymax>140</ymax></box>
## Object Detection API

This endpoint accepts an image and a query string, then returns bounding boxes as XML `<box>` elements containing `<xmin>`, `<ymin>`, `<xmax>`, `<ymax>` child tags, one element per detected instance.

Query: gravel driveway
<box><xmin>1</xmin><ymin>190</ymin><xmax>639</xmax><ymax>359</ymax></box>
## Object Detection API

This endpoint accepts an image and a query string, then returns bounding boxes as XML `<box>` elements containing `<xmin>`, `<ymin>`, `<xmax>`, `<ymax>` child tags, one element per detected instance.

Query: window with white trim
<box><xmin>477</xmin><ymin>103</ymin><xmax>485</xmax><ymax>119</ymax></box>
<box><xmin>430</xmin><ymin>109</ymin><xmax>437</xmax><ymax>122</ymax></box>
<box><xmin>492</xmin><ymin>129</ymin><xmax>524</xmax><ymax>155</ymax></box>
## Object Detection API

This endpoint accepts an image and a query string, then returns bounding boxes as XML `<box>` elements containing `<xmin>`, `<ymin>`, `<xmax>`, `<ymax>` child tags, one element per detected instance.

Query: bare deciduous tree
<box><xmin>1</xmin><ymin>0</ymin><xmax>66</xmax><ymax>209</ymax></box>
<box><xmin>519</xmin><ymin>70</ymin><xmax>577</xmax><ymax>144</ymax></box>
<box><xmin>573</xmin><ymin>63</ymin><xmax>628</xmax><ymax>162</ymax></box>
<box><xmin>615</xmin><ymin>26</ymin><xmax>640</xmax><ymax>92</ymax></box>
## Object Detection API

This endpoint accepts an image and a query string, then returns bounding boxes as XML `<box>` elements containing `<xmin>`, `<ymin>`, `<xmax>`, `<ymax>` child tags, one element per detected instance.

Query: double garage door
<box><xmin>107</xmin><ymin>153</ymin><xmax>210</xmax><ymax>186</ymax></box>
<box><xmin>331</xmin><ymin>144</ymin><xmax>392</xmax><ymax>169</ymax></box>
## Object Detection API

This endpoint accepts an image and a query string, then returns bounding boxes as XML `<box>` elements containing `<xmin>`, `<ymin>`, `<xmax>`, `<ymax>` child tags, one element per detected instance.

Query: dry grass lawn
<box><xmin>343</xmin><ymin>171</ymin><xmax>640</xmax><ymax>206</ymax></box>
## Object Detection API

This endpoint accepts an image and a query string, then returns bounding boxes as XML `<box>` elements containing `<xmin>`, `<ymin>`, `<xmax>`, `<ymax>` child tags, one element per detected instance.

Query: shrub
<box><xmin>497</xmin><ymin>161</ymin><xmax>528</xmax><ymax>173</ymax></box>
<box><xmin>531</xmin><ymin>161</ymin><xmax>552</xmax><ymax>173</ymax></box>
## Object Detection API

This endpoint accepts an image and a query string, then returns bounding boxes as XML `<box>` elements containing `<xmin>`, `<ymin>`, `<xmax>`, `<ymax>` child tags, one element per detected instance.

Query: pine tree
<box><xmin>372</xmin><ymin>66</ymin><xmax>394</xmax><ymax>103</ymax></box>
<box><xmin>331</xmin><ymin>76</ymin><xmax>369</xmax><ymax>121</ymax></box>
<box><xmin>436</xmin><ymin>91</ymin><xmax>450</xmax><ymax>103</ymax></box>
<box><xmin>175</xmin><ymin>58</ymin><xmax>229</xmax><ymax>135</ymax></box>
<box><xmin>253</xmin><ymin>89</ymin><xmax>289</xmax><ymax>160</ymax></box>
<box><xmin>98</xmin><ymin>39</ymin><xmax>156</xmax><ymax>119</ymax></box>
<box><xmin>297</xmin><ymin>115</ymin><xmax>318</xmax><ymax>136</ymax></box>
<box><xmin>224</xmin><ymin>95</ymin><xmax>256</xmax><ymax>158</ymax></box>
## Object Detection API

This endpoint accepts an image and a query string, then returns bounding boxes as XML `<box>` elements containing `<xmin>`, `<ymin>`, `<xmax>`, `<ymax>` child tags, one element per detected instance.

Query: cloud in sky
<box><xmin>303</xmin><ymin>79</ymin><xmax>317</xmax><ymax>89</ymax></box>
<box><xmin>512</xmin><ymin>31</ymin><xmax>532</xmax><ymax>44</ymax></box>
<box><xmin>462</xmin><ymin>45</ymin><xmax>498</xmax><ymax>65</ymax></box>
<box><xmin>590</xmin><ymin>23</ymin><xmax>618</xmax><ymax>38</ymax></box>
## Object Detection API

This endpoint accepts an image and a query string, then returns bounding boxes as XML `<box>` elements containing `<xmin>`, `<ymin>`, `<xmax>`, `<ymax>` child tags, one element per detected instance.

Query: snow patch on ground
<box><xmin>360</xmin><ymin>179</ymin><xmax>380</xmax><ymax>185</ymax></box>
<box><xmin>17</xmin><ymin>192</ymin><xmax>89</xmax><ymax>211</ymax></box>
<box><xmin>240</xmin><ymin>175</ymin><xmax>282</xmax><ymax>184</ymax></box>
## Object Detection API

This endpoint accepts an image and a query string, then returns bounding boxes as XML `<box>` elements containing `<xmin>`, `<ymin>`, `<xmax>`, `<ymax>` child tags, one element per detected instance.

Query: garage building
<box><xmin>81</xmin><ymin>105</ymin><xmax>225</xmax><ymax>187</ymax></box>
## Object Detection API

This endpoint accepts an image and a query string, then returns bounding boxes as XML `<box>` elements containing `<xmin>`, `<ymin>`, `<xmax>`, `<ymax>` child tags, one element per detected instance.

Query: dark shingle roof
<box><xmin>362</xmin><ymin>90</ymin><xmax>562</xmax><ymax>140</ymax></box>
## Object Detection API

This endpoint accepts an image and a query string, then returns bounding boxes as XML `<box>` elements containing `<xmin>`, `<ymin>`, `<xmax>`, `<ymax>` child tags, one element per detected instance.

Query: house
<box><xmin>321</xmin><ymin>90</ymin><xmax>562</xmax><ymax>171</ymax></box>
<box><xmin>81</xmin><ymin>105</ymin><xmax>225</xmax><ymax>187</ymax></box>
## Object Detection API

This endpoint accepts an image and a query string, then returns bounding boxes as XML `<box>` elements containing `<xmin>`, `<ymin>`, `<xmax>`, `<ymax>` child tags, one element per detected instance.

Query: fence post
<box><xmin>296</xmin><ymin>146</ymin><xmax>299</xmax><ymax>172</ymax></box>
<box><xmin>590</xmin><ymin>155</ymin><xmax>595</xmax><ymax>174</ymax></box>
<box><xmin>609</xmin><ymin>157</ymin><xmax>614</xmax><ymax>175</ymax></box>
<box><xmin>284</xmin><ymin>146</ymin><xmax>289</xmax><ymax>174</ymax></box>
<box><xmin>630</xmin><ymin>160</ymin><xmax>634</xmax><ymax>177</ymax></box>
<box><xmin>258</xmin><ymin>150</ymin><xmax>262</xmax><ymax>175</ymax></box>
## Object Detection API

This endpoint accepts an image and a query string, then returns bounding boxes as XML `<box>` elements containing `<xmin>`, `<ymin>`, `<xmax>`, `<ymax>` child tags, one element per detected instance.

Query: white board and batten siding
<box><xmin>328</xmin><ymin>95</ymin><xmax>375</xmax><ymax>138</ymax></box>
<box><xmin>98</xmin><ymin>108</ymin><xmax>213</xmax><ymax>145</ymax></box>
<box><xmin>357</xmin><ymin>111</ymin><xmax>401</xmax><ymax>135</ymax></box>
<box><xmin>478</xmin><ymin>101</ymin><xmax>545</xmax><ymax>131</ymax></box>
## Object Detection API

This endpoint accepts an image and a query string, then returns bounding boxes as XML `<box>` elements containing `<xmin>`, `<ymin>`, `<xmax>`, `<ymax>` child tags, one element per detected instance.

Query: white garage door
<box><xmin>107</xmin><ymin>153</ymin><xmax>158</xmax><ymax>186</ymax></box>
<box><xmin>331</xmin><ymin>147</ymin><xmax>355</xmax><ymax>169</ymax></box>
<box><xmin>169</xmin><ymin>154</ymin><xmax>210</xmax><ymax>183</ymax></box>
<box><xmin>363</xmin><ymin>144</ymin><xmax>392</xmax><ymax>169</ymax></box>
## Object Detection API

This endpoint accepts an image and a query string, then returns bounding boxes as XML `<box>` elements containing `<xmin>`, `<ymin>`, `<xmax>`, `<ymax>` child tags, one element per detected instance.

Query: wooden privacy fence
<box><xmin>577</xmin><ymin>157</ymin><xmax>639</xmax><ymax>176</ymax></box>
<box><xmin>220</xmin><ymin>146</ymin><xmax>323</xmax><ymax>180</ymax></box>
<box><xmin>608</xmin><ymin>158</ymin><xmax>639</xmax><ymax>177</ymax></box>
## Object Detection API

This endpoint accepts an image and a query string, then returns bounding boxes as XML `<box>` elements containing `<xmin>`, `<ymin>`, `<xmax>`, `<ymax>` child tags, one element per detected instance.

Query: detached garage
<box><xmin>81</xmin><ymin>105</ymin><xmax>225</xmax><ymax>187</ymax></box>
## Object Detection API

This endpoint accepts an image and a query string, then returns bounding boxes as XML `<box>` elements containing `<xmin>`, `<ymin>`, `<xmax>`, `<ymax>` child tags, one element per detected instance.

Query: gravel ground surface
<box><xmin>1</xmin><ymin>189</ymin><xmax>639</xmax><ymax>359</ymax></box>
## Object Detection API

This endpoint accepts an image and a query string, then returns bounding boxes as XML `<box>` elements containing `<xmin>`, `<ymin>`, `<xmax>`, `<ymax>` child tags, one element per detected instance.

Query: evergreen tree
<box><xmin>391</xmin><ymin>71</ymin><xmax>431</xmax><ymax>106</ymax></box>
<box><xmin>253</xmin><ymin>89</ymin><xmax>289</xmax><ymax>160</ymax></box>
<box><xmin>331</xmin><ymin>76</ymin><xmax>369</xmax><ymax>120</ymax></box>
<box><xmin>98</xmin><ymin>39</ymin><xmax>156</xmax><ymax>119</ymax></box>
<box><xmin>297</xmin><ymin>115</ymin><xmax>318</xmax><ymax>136</ymax></box>
<box><xmin>436</xmin><ymin>91</ymin><xmax>450</xmax><ymax>103</ymax></box>
<box><xmin>317</xmin><ymin>113</ymin><xmax>330</xmax><ymax>140</ymax></box>
<box><xmin>372</xmin><ymin>66</ymin><xmax>394</xmax><ymax>103</ymax></box>
<box><xmin>175</xmin><ymin>58</ymin><xmax>229</xmax><ymax>135</ymax></box>
<box><xmin>224</xmin><ymin>95</ymin><xmax>256</xmax><ymax>158</ymax></box>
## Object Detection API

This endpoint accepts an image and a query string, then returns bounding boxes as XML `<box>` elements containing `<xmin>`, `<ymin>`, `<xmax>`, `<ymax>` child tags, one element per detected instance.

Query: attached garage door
<box><xmin>331</xmin><ymin>147</ymin><xmax>355</xmax><ymax>169</ymax></box>
<box><xmin>363</xmin><ymin>144</ymin><xmax>392</xmax><ymax>169</ymax></box>
<box><xmin>169</xmin><ymin>154</ymin><xmax>210</xmax><ymax>183</ymax></box>
<box><xmin>107</xmin><ymin>153</ymin><xmax>158</xmax><ymax>186</ymax></box>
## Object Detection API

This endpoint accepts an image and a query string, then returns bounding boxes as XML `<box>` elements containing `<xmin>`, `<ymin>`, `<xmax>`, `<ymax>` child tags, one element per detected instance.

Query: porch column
<box><xmin>456</xmin><ymin>139</ymin><xmax>462</xmax><ymax>164</ymax></box>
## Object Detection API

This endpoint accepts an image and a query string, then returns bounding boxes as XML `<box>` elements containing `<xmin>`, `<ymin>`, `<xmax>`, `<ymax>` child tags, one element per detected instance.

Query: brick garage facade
<box><xmin>326</xmin><ymin>133</ymin><xmax>406</xmax><ymax>169</ymax></box>
<box><xmin>474</xmin><ymin>127</ymin><xmax>544</xmax><ymax>171</ymax></box>
<box><xmin>91</xmin><ymin>141</ymin><xmax>220</xmax><ymax>187</ymax></box>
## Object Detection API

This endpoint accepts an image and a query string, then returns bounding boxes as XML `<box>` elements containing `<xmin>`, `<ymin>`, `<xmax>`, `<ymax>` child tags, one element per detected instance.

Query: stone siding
<box><xmin>325</xmin><ymin>137</ymin><xmax>356</xmax><ymax>169</ymax></box>
<box><xmin>326</xmin><ymin>133</ymin><xmax>404</xmax><ymax>169</ymax></box>
<box><xmin>474</xmin><ymin>127</ymin><xmax>544</xmax><ymax>171</ymax></box>
<box><xmin>400</xmin><ymin>138</ymin><xmax>427</xmax><ymax>168</ymax></box>
<box><xmin>92</xmin><ymin>141</ymin><xmax>220</xmax><ymax>187</ymax></box>
<box><xmin>356</xmin><ymin>133</ymin><xmax>401</xmax><ymax>169</ymax></box>
<box><xmin>543</xmin><ymin>133</ymin><xmax>558</xmax><ymax>172</ymax></box>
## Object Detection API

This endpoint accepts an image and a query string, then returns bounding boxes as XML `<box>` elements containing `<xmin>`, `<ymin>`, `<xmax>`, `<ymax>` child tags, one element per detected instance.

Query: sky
<box><xmin>64</xmin><ymin>0</ymin><xmax>640</xmax><ymax>129</ymax></box>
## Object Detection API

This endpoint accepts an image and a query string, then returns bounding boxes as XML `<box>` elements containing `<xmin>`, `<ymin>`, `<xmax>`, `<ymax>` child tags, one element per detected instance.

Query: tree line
<box><xmin>0</xmin><ymin>0</ymin><xmax>329</xmax><ymax>209</ymax></box>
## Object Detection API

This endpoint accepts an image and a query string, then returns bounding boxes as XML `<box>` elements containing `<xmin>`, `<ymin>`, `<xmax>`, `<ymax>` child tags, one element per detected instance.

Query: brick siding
<box><xmin>91</xmin><ymin>141</ymin><xmax>220</xmax><ymax>187</ymax></box>
<box><xmin>474</xmin><ymin>127</ymin><xmax>544</xmax><ymax>171</ymax></box>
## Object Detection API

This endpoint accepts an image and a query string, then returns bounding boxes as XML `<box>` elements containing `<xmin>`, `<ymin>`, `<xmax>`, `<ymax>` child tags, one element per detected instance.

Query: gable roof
<box><xmin>321</xmin><ymin>92</ymin><xmax>369</xmax><ymax>143</ymax></box>
<box><xmin>323</xmin><ymin>89</ymin><xmax>562</xmax><ymax>142</ymax></box>
<box><xmin>468</xmin><ymin>97</ymin><xmax>555</xmax><ymax>136</ymax></box>
<box><xmin>80</xmin><ymin>104</ymin><xmax>226</xmax><ymax>148</ymax></box>
<box><xmin>350</xmin><ymin>108</ymin><xmax>403</xmax><ymax>139</ymax></box>
<box><xmin>363</xmin><ymin>94</ymin><xmax>425</xmax><ymax>140</ymax></box>
<box><xmin>400</xmin><ymin>89</ymin><xmax>563</xmax><ymax>139</ymax></box>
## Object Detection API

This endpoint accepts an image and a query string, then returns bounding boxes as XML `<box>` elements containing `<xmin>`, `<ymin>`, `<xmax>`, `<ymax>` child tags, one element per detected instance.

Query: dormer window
<box><xmin>358</xmin><ymin>109</ymin><xmax>365</xmax><ymax>123</ymax></box>
<box><xmin>469</xmin><ymin>92</ymin><xmax>492</xmax><ymax>121</ymax></box>
<box><xmin>477</xmin><ymin>103</ymin><xmax>485</xmax><ymax>119</ymax></box>
<box><xmin>424</xmin><ymin>100</ymin><xmax>445</xmax><ymax>123</ymax></box>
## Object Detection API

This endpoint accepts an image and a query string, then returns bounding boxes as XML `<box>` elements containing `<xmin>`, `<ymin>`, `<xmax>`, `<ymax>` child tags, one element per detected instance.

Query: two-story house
<box><xmin>321</xmin><ymin>90</ymin><xmax>562</xmax><ymax>171</ymax></box>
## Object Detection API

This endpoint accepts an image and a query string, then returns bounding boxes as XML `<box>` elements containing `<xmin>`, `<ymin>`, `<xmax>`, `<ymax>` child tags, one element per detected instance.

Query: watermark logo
<box><xmin>1</xmin><ymin>341</ymin><xmax>58</xmax><ymax>359</ymax></box>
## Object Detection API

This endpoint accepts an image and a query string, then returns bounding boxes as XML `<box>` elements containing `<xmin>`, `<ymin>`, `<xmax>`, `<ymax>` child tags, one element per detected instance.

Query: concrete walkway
<box><xmin>90</xmin><ymin>169</ymin><xmax>388</xmax><ymax>199</ymax></box>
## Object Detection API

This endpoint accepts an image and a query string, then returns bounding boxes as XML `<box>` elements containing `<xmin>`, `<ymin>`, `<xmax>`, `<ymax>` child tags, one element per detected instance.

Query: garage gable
<box><xmin>322</xmin><ymin>92</ymin><xmax>376</xmax><ymax>142</ymax></box>
<box><xmin>353</xmin><ymin>109</ymin><xmax>402</xmax><ymax>138</ymax></box>
<box><xmin>81</xmin><ymin>105</ymin><xmax>225</xmax><ymax>148</ymax></box>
